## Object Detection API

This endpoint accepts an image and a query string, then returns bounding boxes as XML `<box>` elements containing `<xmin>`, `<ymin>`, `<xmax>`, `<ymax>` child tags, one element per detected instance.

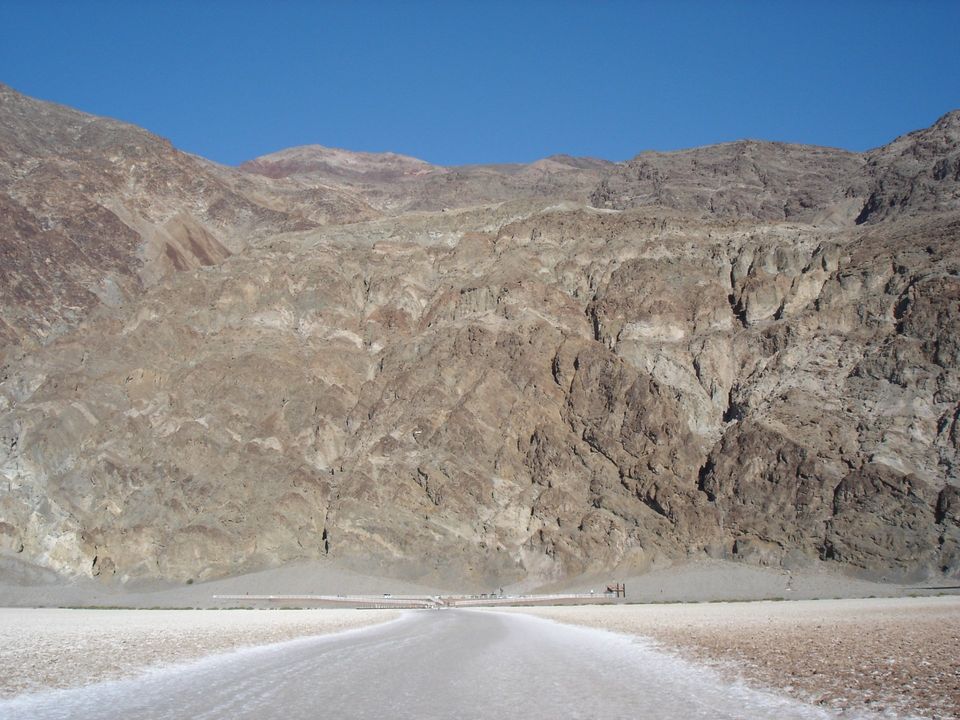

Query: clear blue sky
<box><xmin>2</xmin><ymin>1</ymin><xmax>958</xmax><ymax>166</ymax></box>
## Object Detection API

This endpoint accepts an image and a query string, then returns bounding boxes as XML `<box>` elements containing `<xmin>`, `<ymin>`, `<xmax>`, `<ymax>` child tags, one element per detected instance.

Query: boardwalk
<box><xmin>210</xmin><ymin>591</ymin><xmax>613</xmax><ymax>609</ymax></box>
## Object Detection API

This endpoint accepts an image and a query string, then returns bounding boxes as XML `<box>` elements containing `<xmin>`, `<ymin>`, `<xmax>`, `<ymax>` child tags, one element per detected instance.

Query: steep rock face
<box><xmin>4</xmin><ymin>203</ymin><xmax>957</xmax><ymax>587</ymax></box>
<box><xmin>1</xmin><ymin>87</ymin><xmax>959</xmax><ymax>588</ymax></box>
<box><xmin>825</xmin><ymin>464</ymin><xmax>942</xmax><ymax>579</ymax></box>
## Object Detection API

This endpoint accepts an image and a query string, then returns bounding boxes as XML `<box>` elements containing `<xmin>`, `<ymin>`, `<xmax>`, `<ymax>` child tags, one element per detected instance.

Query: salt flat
<box><xmin>1</xmin><ymin>609</ymin><xmax>839</xmax><ymax>720</ymax></box>
<box><xmin>514</xmin><ymin>597</ymin><xmax>960</xmax><ymax>719</ymax></box>
<box><xmin>0</xmin><ymin>608</ymin><xmax>398</xmax><ymax>697</ymax></box>
<box><xmin>3</xmin><ymin>600</ymin><xmax>957</xmax><ymax>720</ymax></box>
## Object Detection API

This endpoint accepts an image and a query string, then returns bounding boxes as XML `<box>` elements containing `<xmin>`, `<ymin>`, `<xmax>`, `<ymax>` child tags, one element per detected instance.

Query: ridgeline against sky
<box><xmin>2</xmin><ymin>1</ymin><xmax>960</xmax><ymax>165</ymax></box>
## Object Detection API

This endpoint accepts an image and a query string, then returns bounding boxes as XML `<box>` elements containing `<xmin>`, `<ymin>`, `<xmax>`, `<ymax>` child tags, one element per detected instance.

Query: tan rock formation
<box><xmin>1</xmin><ymin>82</ymin><xmax>958</xmax><ymax>589</ymax></box>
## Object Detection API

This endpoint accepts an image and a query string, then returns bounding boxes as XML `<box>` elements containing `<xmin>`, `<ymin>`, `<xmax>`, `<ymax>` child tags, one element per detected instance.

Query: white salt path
<box><xmin>1</xmin><ymin>609</ymin><xmax>844</xmax><ymax>720</ymax></box>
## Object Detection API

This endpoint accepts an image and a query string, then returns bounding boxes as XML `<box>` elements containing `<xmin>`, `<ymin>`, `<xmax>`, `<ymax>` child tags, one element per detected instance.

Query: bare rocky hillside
<box><xmin>241</xmin><ymin>145</ymin><xmax>613</xmax><ymax>214</ymax></box>
<box><xmin>0</xmin><ymin>83</ymin><xmax>377</xmax><ymax>351</ymax></box>
<box><xmin>1</xmin><ymin>83</ymin><xmax>957</xmax><ymax>590</ymax></box>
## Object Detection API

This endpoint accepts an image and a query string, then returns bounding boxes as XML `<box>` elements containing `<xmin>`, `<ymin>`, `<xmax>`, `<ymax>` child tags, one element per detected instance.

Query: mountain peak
<box><xmin>239</xmin><ymin>145</ymin><xmax>439</xmax><ymax>181</ymax></box>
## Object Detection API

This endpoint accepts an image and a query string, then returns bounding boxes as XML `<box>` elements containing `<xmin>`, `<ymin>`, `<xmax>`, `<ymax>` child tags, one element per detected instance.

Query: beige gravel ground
<box><xmin>514</xmin><ymin>597</ymin><xmax>960</xmax><ymax>720</ymax></box>
<box><xmin>0</xmin><ymin>608</ymin><xmax>399</xmax><ymax>698</ymax></box>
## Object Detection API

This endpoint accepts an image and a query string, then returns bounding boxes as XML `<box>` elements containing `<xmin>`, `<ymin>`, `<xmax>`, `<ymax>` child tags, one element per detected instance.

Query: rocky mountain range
<box><xmin>1</xmin><ymin>82</ymin><xmax>958</xmax><ymax>589</ymax></box>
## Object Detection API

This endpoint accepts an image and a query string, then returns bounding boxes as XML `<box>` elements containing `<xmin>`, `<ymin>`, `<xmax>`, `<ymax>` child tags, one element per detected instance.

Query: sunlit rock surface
<box><xmin>1</xmin><ymin>83</ymin><xmax>958</xmax><ymax>588</ymax></box>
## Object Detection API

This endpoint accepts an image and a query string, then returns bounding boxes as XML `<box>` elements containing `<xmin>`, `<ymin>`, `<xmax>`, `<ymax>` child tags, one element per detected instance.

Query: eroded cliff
<box><xmin>1</xmin><ymin>84</ymin><xmax>957</xmax><ymax>588</ymax></box>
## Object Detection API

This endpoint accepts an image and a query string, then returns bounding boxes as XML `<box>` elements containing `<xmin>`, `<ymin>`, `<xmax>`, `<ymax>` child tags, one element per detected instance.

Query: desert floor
<box><xmin>2</xmin><ymin>597</ymin><xmax>958</xmax><ymax>719</ymax></box>
<box><xmin>513</xmin><ymin>596</ymin><xmax>960</xmax><ymax>720</ymax></box>
<box><xmin>0</xmin><ymin>607</ymin><xmax>398</xmax><ymax>698</ymax></box>
<box><xmin>2</xmin><ymin>609</ymin><xmax>842</xmax><ymax>720</ymax></box>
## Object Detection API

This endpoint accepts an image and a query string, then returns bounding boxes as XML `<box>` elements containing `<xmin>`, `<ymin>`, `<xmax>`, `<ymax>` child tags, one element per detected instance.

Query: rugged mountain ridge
<box><xmin>592</xmin><ymin>110</ymin><xmax>960</xmax><ymax>227</ymax></box>
<box><xmin>0</xmin><ymin>83</ymin><xmax>378</xmax><ymax>352</ymax></box>
<box><xmin>240</xmin><ymin>145</ymin><xmax>614</xmax><ymax>214</ymax></box>
<box><xmin>1</xmin><ymin>83</ymin><xmax>958</xmax><ymax>589</ymax></box>
<box><xmin>590</xmin><ymin>140</ymin><xmax>867</xmax><ymax>224</ymax></box>
<box><xmin>855</xmin><ymin>109</ymin><xmax>960</xmax><ymax>223</ymax></box>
